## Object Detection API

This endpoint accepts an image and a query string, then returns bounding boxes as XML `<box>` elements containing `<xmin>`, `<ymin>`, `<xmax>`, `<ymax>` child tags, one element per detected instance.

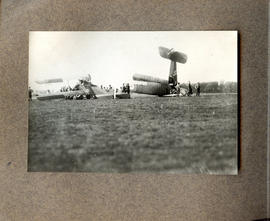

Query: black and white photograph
<box><xmin>28</xmin><ymin>31</ymin><xmax>238</xmax><ymax>174</ymax></box>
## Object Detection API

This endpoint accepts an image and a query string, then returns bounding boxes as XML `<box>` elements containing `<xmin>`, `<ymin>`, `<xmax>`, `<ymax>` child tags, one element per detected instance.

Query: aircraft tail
<box><xmin>168</xmin><ymin>61</ymin><xmax>177</xmax><ymax>86</ymax></box>
<box><xmin>159</xmin><ymin>46</ymin><xmax>187</xmax><ymax>87</ymax></box>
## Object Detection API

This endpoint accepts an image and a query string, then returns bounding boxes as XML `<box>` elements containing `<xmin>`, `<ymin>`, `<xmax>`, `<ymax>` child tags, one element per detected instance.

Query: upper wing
<box><xmin>35</xmin><ymin>78</ymin><xmax>64</xmax><ymax>84</ymax></box>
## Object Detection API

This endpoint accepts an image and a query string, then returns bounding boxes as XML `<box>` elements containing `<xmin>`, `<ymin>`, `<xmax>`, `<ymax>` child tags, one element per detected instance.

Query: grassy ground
<box><xmin>28</xmin><ymin>94</ymin><xmax>238</xmax><ymax>174</ymax></box>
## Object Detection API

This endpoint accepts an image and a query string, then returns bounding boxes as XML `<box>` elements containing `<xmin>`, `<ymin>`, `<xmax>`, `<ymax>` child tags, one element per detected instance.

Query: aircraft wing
<box><xmin>36</xmin><ymin>90</ymin><xmax>85</xmax><ymax>100</ymax></box>
<box><xmin>35</xmin><ymin>78</ymin><xmax>64</xmax><ymax>84</ymax></box>
<box><xmin>95</xmin><ymin>92</ymin><xmax>130</xmax><ymax>99</ymax></box>
<box><xmin>159</xmin><ymin>47</ymin><xmax>187</xmax><ymax>63</ymax></box>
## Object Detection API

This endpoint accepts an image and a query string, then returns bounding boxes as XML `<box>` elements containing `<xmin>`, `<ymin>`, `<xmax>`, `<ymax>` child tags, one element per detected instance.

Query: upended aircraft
<box><xmin>132</xmin><ymin>46</ymin><xmax>188</xmax><ymax>97</ymax></box>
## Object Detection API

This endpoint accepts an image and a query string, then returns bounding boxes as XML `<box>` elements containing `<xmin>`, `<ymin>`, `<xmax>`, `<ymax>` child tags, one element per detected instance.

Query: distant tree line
<box><xmin>180</xmin><ymin>81</ymin><xmax>237</xmax><ymax>93</ymax></box>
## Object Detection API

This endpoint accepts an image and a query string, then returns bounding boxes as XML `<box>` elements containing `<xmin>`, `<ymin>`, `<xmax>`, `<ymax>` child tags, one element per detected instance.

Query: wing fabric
<box><xmin>35</xmin><ymin>78</ymin><xmax>64</xmax><ymax>84</ymax></box>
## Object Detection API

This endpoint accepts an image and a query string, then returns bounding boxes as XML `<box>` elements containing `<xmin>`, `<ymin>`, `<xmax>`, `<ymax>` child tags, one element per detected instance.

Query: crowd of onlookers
<box><xmin>99</xmin><ymin>85</ymin><xmax>113</xmax><ymax>92</ymax></box>
<box><xmin>60</xmin><ymin>86</ymin><xmax>73</xmax><ymax>92</ymax></box>
<box><xmin>120</xmin><ymin>83</ymin><xmax>130</xmax><ymax>94</ymax></box>
<box><xmin>100</xmin><ymin>83</ymin><xmax>130</xmax><ymax>94</ymax></box>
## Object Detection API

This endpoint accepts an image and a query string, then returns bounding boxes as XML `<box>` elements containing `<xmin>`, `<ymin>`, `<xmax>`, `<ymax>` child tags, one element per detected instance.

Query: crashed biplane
<box><xmin>34</xmin><ymin>75</ymin><xmax>129</xmax><ymax>100</ymax></box>
<box><xmin>132</xmin><ymin>46</ymin><xmax>188</xmax><ymax>96</ymax></box>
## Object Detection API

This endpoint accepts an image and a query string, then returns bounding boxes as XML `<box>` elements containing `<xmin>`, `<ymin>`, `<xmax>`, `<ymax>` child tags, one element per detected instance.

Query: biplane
<box><xmin>34</xmin><ymin>75</ymin><xmax>129</xmax><ymax>100</ymax></box>
<box><xmin>132</xmin><ymin>46</ymin><xmax>188</xmax><ymax>97</ymax></box>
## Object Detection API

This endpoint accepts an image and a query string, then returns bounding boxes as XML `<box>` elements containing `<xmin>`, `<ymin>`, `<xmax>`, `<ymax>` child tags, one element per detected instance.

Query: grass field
<box><xmin>28</xmin><ymin>93</ymin><xmax>238</xmax><ymax>174</ymax></box>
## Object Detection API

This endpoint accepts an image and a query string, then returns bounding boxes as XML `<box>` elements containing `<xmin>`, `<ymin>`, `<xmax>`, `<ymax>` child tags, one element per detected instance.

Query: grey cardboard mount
<box><xmin>0</xmin><ymin>0</ymin><xmax>269</xmax><ymax>220</ymax></box>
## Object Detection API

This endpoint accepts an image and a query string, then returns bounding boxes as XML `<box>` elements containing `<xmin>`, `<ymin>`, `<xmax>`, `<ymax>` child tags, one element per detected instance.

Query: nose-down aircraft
<box><xmin>132</xmin><ymin>47</ymin><xmax>188</xmax><ymax>96</ymax></box>
<box><xmin>34</xmin><ymin>75</ymin><xmax>129</xmax><ymax>100</ymax></box>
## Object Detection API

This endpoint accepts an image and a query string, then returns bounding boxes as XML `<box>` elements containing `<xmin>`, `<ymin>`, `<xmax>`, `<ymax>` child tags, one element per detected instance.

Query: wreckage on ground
<box><xmin>33</xmin><ymin>46</ymin><xmax>188</xmax><ymax>100</ymax></box>
<box><xmin>34</xmin><ymin>75</ymin><xmax>130</xmax><ymax>101</ymax></box>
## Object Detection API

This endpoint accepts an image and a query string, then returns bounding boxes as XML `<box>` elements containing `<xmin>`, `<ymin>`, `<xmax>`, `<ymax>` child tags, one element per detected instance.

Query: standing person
<box><xmin>196</xmin><ymin>82</ymin><xmax>201</xmax><ymax>96</ymax></box>
<box><xmin>176</xmin><ymin>82</ymin><xmax>181</xmax><ymax>95</ymax></box>
<box><xmin>126</xmin><ymin>83</ymin><xmax>130</xmax><ymax>95</ymax></box>
<box><xmin>122</xmin><ymin>83</ymin><xmax>126</xmax><ymax>93</ymax></box>
<box><xmin>28</xmin><ymin>87</ymin><xmax>33</xmax><ymax>101</ymax></box>
<box><xmin>188</xmin><ymin>81</ymin><xmax>193</xmax><ymax>96</ymax></box>
<box><xmin>113</xmin><ymin>88</ymin><xmax>117</xmax><ymax>99</ymax></box>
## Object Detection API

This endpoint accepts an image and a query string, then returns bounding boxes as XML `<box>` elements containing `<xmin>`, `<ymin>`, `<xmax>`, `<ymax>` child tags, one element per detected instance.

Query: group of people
<box><xmin>121</xmin><ymin>83</ymin><xmax>130</xmax><ymax>94</ymax></box>
<box><xmin>170</xmin><ymin>82</ymin><xmax>200</xmax><ymax>97</ymax></box>
<box><xmin>60</xmin><ymin>86</ymin><xmax>73</xmax><ymax>92</ymax></box>
<box><xmin>99</xmin><ymin>83</ymin><xmax>130</xmax><ymax>95</ymax></box>
<box><xmin>100</xmin><ymin>85</ymin><xmax>113</xmax><ymax>92</ymax></box>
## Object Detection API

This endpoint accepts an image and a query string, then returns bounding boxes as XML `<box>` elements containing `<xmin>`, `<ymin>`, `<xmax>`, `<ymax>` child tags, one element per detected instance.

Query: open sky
<box><xmin>29</xmin><ymin>31</ymin><xmax>237</xmax><ymax>91</ymax></box>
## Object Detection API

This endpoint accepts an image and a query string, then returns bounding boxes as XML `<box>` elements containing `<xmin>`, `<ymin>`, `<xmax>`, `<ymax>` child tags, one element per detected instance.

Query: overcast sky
<box><xmin>29</xmin><ymin>31</ymin><xmax>237</xmax><ymax>90</ymax></box>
